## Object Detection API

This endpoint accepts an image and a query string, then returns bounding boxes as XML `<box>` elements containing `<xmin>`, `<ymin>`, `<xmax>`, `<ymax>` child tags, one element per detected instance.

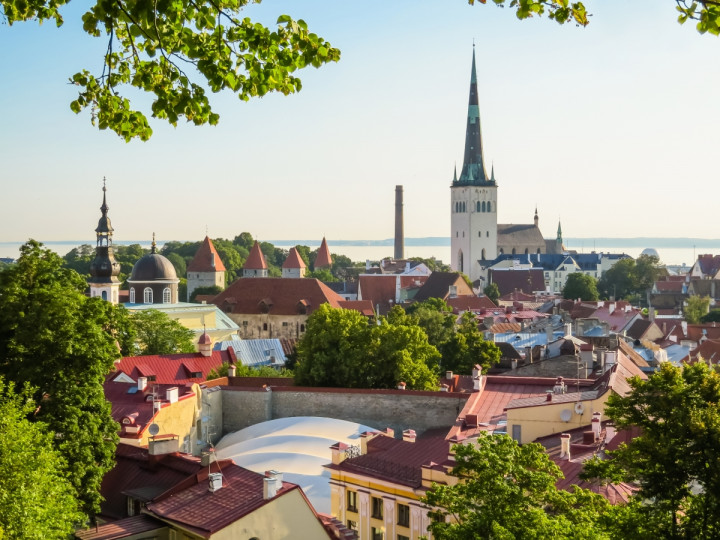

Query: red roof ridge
<box><xmin>315</xmin><ymin>237</ymin><xmax>333</xmax><ymax>269</ymax></box>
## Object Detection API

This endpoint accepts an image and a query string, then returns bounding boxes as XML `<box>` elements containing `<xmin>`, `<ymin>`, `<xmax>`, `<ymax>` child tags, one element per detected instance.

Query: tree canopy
<box><xmin>295</xmin><ymin>304</ymin><xmax>440</xmax><ymax>390</ymax></box>
<box><xmin>684</xmin><ymin>295</ymin><xmax>710</xmax><ymax>324</ymax></box>
<box><xmin>563</xmin><ymin>272</ymin><xmax>599</xmax><ymax>301</ymax></box>
<box><xmin>129</xmin><ymin>308</ymin><xmax>196</xmax><ymax>355</ymax></box>
<box><xmin>597</xmin><ymin>254</ymin><xmax>666</xmax><ymax>304</ymax></box>
<box><xmin>423</xmin><ymin>433</ymin><xmax>618</xmax><ymax>539</ymax></box>
<box><xmin>582</xmin><ymin>362</ymin><xmax>720</xmax><ymax>539</ymax></box>
<box><xmin>0</xmin><ymin>379</ymin><xmax>83</xmax><ymax>539</ymax></box>
<box><xmin>0</xmin><ymin>241</ymin><xmax>120</xmax><ymax>517</ymax></box>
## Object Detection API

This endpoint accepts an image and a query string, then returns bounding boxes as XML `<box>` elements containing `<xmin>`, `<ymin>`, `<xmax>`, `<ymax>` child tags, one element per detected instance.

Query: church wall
<box><xmin>187</xmin><ymin>271</ymin><xmax>224</xmax><ymax>301</ymax></box>
<box><xmin>451</xmin><ymin>185</ymin><xmax>497</xmax><ymax>282</ymax></box>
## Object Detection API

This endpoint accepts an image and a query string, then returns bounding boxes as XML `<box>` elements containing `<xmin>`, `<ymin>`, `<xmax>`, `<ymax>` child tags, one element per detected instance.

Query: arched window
<box><xmin>481</xmin><ymin>201</ymin><xmax>486</xmax><ymax>212</ymax></box>
<box><xmin>537</xmin><ymin>248</ymin><xmax>542</xmax><ymax>254</ymax></box>
<box><xmin>163</xmin><ymin>287</ymin><xmax>171</xmax><ymax>304</ymax></box>
<box><xmin>143</xmin><ymin>287</ymin><xmax>153</xmax><ymax>304</ymax></box>
<box><xmin>525</xmin><ymin>248</ymin><xmax>529</xmax><ymax>255</ymax></box>
<box><xmin>499</xmin><ymin>248</ymin><xmax>504</xmax><ymax>255</ymax></box>
<box><xmin>512</xmin><ymin>248</ymin><xmax>517</xmax><ymax>255</ymax></box>
<box><xmin>481</xmin><ymin>248</ymin><xmax>486</xmax><ymax>260</ymax></box>
<box><xmin>478</xmin><ymin>231</ymin><xmax>482</xmax><ymax>237</ymax></box>
<box><xmin>462</xmin><ymin>201</ymin><xmax>466</xmax><ymax>213</ymax></box>
<box><xmin>476</xmin><ymin>201</ymin><xmax>481</xmax><ymax>212</ymax></box>
<box><xmin>101</xmin><ymin>290</ymin><xmax>107</xmax><ymax>301</ymax></box>
<box><xmin>129</xmin><ymin>288</ymin><xmax>135</xmax><ymax>304</ymax></box>
<box><xmin>487</xmin><ymin>201</ymin><xmax>492</xmax><ymax>213</ymax></box>
<box><xmin>486</xmin><ymin>231</ymin><xmax>489</xmax><ymax>237</ymax></box>
<box><xmin>458</xmin><ymin>250</ymin><xmax>464</xmax><ymax>273</ymax></box>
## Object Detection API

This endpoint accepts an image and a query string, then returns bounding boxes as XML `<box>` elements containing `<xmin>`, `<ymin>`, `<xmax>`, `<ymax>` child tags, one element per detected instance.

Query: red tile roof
<box><xmin>490</xmin><ymin>268</ymin><xmax>546</xmax><ymax>296</ymax></box>
<box><xmin>689</xmin><ymin>338</ymin><xmax>720</xmax><ymax>365</ymax></box>
<box><xmin>413</xmin><ymin>272</ymin><xmax>473</xmax><ymax>302</ymax></box>
<box><xmin>315</xmin><ymin>237</ymin><xmax>333</xmax><ymax>269</ymax></box>
<box><xmin>358</xmin><ymin>275</ymin><xmax>398</xmax><ymax>315</ymax></box>
<box><xmin>243</xmin><ymin>241</ymin><xmax>268</xmax><ymax>270</ymax></box>
<box><xmin>146</xmin><ymin>463</ymin><xmax>308</xmax><ymax>538</ymax></box>
<box><xmin>187</xmin><ymin>236</ymin><xmax>226</xmax><ymax>272</ymax></box>
<box><xmin>282</xmin><ymin>247</ymin><xmax>307</xmax><ymax>269</ymax></box>
<box><xmin>655</xmin><ymin>280</ymin><xmax>684</xmax><ymax>292</ymax></box>
<box><xmin>327</xmin><ymin>433</ymin><xmax>449</xmax><ymax>488</ymax></box>
<box><xmin>337</xmin><ymin>300</ymin><xmax>375</xmax><ymax>316</ymax></box>
<box><xmin>98</xmin><ymin>443</ymin><xmax>204</xmax><ymax>520</ymax></box>
<box><xmin>446</xmin><ymin>295</ymin><xmax>497</xmax><ymax>313</ymax></box>
<box><xmin>75</xmin><ymin>515</ymin><xmax>165</xmax><ymax>540</ymax></box>
<box><xmin>686</xmin><ymin>323</ymin><xmax>720</xmax><ymax>342</ymax></box>
<box><xmin>213</xmin><ymin>278</ymin><xmax>345</xmax><ymax>316</ymax></box>
<box><xmin>114</xmin><ymin>350</ymin><xmax>233</xmax><ymax>386</ymax></box>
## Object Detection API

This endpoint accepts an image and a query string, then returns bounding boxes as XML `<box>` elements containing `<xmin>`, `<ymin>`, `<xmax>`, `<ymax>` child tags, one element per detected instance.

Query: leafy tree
<box><xmin>406</xmin><ymin>299</ymin><xmax>456</xmax><ymax>350</ymax></box>
<box><xmin>295</xmin><ymin>304</ymin><xmax>439</xmax><ymax>390</ymax></box>
<box><xmin>130</xmin><ymin>309</ymin><xmax>196</xmax><ymax>355</ymax></box>
<box><xmin>189</xmin><ymin>284</ymin><xmax>224</xmax><ymax>303</ymax></box>
<box><xmin>483</xmin><ymin>282</ymin><xmax>500</xmax><ymax>304</ymax></box>
<box><xmin>701</xmin><ymin>309</ymin><xmax>720</xmax><ymax>323</ymax></box>
<box><xmin>165</xmin><ymin>252</ymin><xmax>187</xmax><ymax>277</ymax></box>
<box><xmin>0</xmin><ymin>379</ymin><xmax>84</xmax><ymax>539</ymax></box>
<box><xmin>207</xmin><ymin>363</ymin><xmax>292</xmax><ymax>380</ymax></box>
<box><xmin>440</xmin><ymin>311</ymin><xmax>500</xmax><ymax>374</ymax></box>
<box><xmin>582</xmin><ymin>362</ymin><xmax>720</xmax><ymax>539</ymax></box>
<box><xmin>634</xmin><ymin>254</ymin><xmax>667</xmax><ymax>292</ymax></box>
<box><xmin>424</xmin><ymin>433</ymin><xmax>617</xmax><ymax>540</ymax></box>
<box><xmin>684</xmin><ymin>295</ymin><xmax>711</xmax><ymax>324</ymax></box>
<box><xmin>306</xmin><ymin>268</ymin><xmax>338</xmax><ymax>282</ymax></box>
<box><xmin>233</xmin><ymin>232</ymin><xmax>255</xmax><ymax>251</ymax></box>
<box><xmin>598</xmin><ymin>255</ymin><xmax>665</xmax><ymax>304</ymax></box>
<box><xmin>0</xmin><ymin>241</ymin><xmax>120</xmax><ymax>517</ymax></box>
<box><xmin>563</xmin><ymin>272</ymin><xmax>599</xmax><ymax>301</ymax></box>
<box><xmin>62</xmin><ymin>243</ymin><xmax>94</xmax><ymax>275</ymax></box>
<box><xmin>1</xmin><ymin>0</ymin><xmax>341</xmax><ymax>140</ymax></box>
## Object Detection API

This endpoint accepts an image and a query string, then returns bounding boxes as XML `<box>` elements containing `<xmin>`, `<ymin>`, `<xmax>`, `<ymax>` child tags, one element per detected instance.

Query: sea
<box><xmin>2</xmin><ymin>238</ymin><xmax>719</xmax><ymax>268</ymax></box>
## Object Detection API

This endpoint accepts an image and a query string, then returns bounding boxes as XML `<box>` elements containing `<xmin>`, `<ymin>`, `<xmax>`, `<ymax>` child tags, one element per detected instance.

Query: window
<box><xmin>398</xmin><ymin>536</ymin><xmax>410</xmax><ymax>540</ymax></box>
<box><xmin>300</xmin><ymin>324</ymin><xmax>306</xmax><ymax>332</ymax></box>
<box><xmin>347</xmin><ymin>520</ymin><xmax>358</xmax><ymax>531</ymax></box>
<box><xmin>371</xmin><ymin>496</ymin><xmax>383</xmax><ymax>519</ymax></box>
<box><xmin>262</xmin><ymin>323</ymin><xmax>268</xmax><ymax>331</ymax></box>
<box><xmin>129</xmin><ymin>287</ymin><xmax>135</xmax><ymax>303</ymax></box>
<box><xmin>163</xmin><ymin>287</ymin><xmax>171</xmax><ymax>304</ymax></box>
<box><xmin>372</xmin><ymin>527</ymin><xmax>384</xmax><ymax>540</ymax></box>
<box><xmin>512</xmin><ymin>424</ymin><xmax>522</xmax><ymax>442</ymax></box>
<box><xmin>478</xmin><ymin>231</ymin><xmax>481</xmax><ymax>237</ymax></box>
<box><xmin>486</xmin><ymin>231</ymin><xmax>489</xmax><ymax>237</ymax></box>
<box><xmin>346</xmin><ymin>490</ymin><xmax>358</xmax><ymax>512</ymax></box>
<box><xmin>482</xmin><ymin>201</ymin><xmax>486</xmax><ymax>212</ymax></box>
<box><xmin>143</xmin><ymin>287</ymin><xmax>153</xmax><ymax>304</ymax></box>
<box><xmin>476</xmin><ymin>201</ymin><xmax>481</xmax><ymax>212</ymax></box>
<box><xmin>101</xmin><ymin>290</ymin><xmax>107</xmax><ymax>301</ymax></box>
<box><xmin>487</xmin><ymin>201</ymin><xmax>492</xmax><ymax>212</ymax></box>
<box><xmin>242</xmin><ymin>321</ymin><xmax>248</xmax><ymax>326</ymax></box>
<box><xmin>282</xmin><ymin>322</ymin><xmax>289</xmax><ymax>327</ymax></box>
<box><xmin>397</xmin><ymin>503</ymin><xmax>410</xmax><ymax>527</ymax></box>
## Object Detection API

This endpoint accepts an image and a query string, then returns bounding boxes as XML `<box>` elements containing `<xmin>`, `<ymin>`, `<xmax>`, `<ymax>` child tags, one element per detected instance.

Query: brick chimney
<box><xmin>560</xmin><ymin>433</ymin><xmax>571</xmax><ymax>460</ymax></box>
<box><xmin>402</xmin><ymin>429</ymin><xmax>416</xmax><ymax>443</ymax></box>
<box><xmin>591</xmin><ymin>412</ymin><xmax>602</xmax><ymax>440</ymax></box>
<box><xmin>137</xmin><ymin>376</ymin><xmax>147</xmax><ymax>392</ymax></box>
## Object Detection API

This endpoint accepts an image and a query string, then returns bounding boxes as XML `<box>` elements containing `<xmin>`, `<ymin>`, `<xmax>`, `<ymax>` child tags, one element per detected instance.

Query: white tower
<box><xmin>450</xmin><ymin>48</ymin><xmax>497</xmax><ymax>283</ymax></box>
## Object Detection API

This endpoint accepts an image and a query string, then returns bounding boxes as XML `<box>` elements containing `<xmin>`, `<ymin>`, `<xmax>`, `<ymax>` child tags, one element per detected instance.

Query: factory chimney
<box><xmin>394</xmin><ymin>185</ymin><xmax>404</xmax><ymax>260</ymax></box>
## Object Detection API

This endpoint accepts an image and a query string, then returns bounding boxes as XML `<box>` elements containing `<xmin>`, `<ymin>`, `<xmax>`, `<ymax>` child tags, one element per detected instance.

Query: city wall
<box><xmin>221</xmin><ymin>386</ymin><xmax>470</xmax><ymax>437</ymax></box>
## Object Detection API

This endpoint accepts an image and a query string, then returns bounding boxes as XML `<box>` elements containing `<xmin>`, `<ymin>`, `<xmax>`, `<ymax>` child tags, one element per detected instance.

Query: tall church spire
<box><xmin>456</xmin><ymin>46</ymin><xmax>491</xmax><ymax>186</ymax></box>
<box><xmin>89</xmin><ymin>178</ymin><xmax>121</xmax><ymax>303</ymax></box>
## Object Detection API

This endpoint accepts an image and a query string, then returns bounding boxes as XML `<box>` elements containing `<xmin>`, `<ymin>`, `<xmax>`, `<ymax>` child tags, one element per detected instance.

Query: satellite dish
<box><xmin>560</xmin><ymin>409</ymin><xmax>572</xmax><ymax>423</ymax></box>
<box><xmin>574</xmin><ymin>402</ymin><xmax>585</xmax><ymax>415</ymax></box>
<box><xmin>148</xmin><ymin>423</ymin><xmax>160</xmax><ymax>436</ymax></box>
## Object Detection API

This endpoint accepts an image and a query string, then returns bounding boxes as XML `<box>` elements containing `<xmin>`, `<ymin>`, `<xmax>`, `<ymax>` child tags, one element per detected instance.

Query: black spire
<box><xmin>455</xmin><ymin>47</ymin><xmax>492</xmax><ymax>186</ymax></box>
<box><xmin>89</xmin><ymin>178</ymin><xmax>121</xmax><ymax>283</ymax></box>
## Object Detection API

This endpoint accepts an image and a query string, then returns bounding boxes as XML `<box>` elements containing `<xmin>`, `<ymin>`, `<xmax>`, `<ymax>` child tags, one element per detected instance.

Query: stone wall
<box><xmin>221</xmin><ymin>386</ymin><xmax>470</xmax><ymax>437</ymax></box>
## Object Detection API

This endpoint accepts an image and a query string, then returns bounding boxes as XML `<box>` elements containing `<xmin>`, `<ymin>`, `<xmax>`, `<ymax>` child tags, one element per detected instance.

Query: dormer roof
<box><xmin>282</xmin><ymin>247</ymin><xmax>307</xmax><ymax>269</ymax></box>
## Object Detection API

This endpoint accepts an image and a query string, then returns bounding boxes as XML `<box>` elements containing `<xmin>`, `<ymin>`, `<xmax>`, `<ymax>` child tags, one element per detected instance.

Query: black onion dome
<box><xmin>129</xmin><ymin>253</ymin><xmax>178</xmax><ymax>281</ymax></box>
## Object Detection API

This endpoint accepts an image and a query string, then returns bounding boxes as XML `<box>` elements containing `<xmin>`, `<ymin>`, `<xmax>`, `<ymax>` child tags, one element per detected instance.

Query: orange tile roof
<box><xmin>338</xmin><ymin>300</ymin><xmax>375</xmax><ymax>316</ymax></box>
<box><xmin>358</xmin><ymin>275</ymin><xmax>397</xmax><ymax>314</ymax></box>
<box><xmin>446</xmin><ymin>295</ymin><xmax>497</xmax><ymax>313</ymax></box>
<box><xmin>213</xmin><ymin>278</ymin><xmax>345</xmax><ymax>316</ymax></box>
<box><xmin>282</xmin><ymin>247</ymin><xmax>307</xmax><ymax>269</ymax></box>
<box><xmin>315</xmin><ymin>237</ymin><xmax>333</xmax><ymax>269</ymax></box>
<box><xmin>187</xmin><ymin>236</ymin><xmax>226</xmax><ymax>272</ymax></box>
<box><xmin>243</xmin><ymin>241</ymin><xmax>268</xmax><ymax>270</ymax></box>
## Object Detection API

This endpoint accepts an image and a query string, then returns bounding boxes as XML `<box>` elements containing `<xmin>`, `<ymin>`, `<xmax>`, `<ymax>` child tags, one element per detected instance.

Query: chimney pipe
<box><xmin>591</xmin><ymin>412</ymin><xmax>602</xmax><ymax>440</ymax></box>
<box><xmin>397</xmin><ymin>381</ymin><xmax>406</xmax><ymax>390</ymax></box>
<box><xmin>560</xmin><ymin>433</ymin><xmax>571</xmax><ymax>460</ymax></box>
<box><xmin>228</xmin><ymin>364</ymin><xmax>236</xmax><ymax>377</ymax></box>
<box><xmin>394</xmin><ymin>185</ymin><xmax>404</xmax><ymax>260</ymax></box>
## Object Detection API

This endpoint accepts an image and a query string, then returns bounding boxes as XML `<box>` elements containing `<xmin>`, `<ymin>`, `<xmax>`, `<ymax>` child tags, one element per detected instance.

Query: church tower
<box><xmin>450</xmin><ymin>47</ymin><xmax>497</xmax><ymax>283</ymax></box>
<box><xmin>89</xmin><ymin>179</ymin><xmax>121</xmax><ymax>303</ymax></box>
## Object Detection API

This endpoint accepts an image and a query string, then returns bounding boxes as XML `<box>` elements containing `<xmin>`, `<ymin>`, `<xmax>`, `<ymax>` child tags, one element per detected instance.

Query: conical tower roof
<box><xmin>314</xmin><ymin>237</ymin><xmax>333</xmax><ymax>269</ymax></box>
<box><xmin>188</xmin><ymin>236</ymin><xmax>226</xmax><ymax>272</ymax></box>
<box><xmin>243</xmin><ymin>241</ymin><xmax>268</xmax><ymax>270</ymax></box>
<box><xmin>282</xmin><ymin>247</ymin><xmax>307</xmax><ymax>269</ymax></box>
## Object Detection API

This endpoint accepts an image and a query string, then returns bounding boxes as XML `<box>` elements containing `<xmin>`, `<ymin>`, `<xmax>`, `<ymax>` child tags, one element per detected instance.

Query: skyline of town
<box><xmin>2</xmin><ymin>0</ymin><xmax>718</xmax><ymax>245</ymax></box>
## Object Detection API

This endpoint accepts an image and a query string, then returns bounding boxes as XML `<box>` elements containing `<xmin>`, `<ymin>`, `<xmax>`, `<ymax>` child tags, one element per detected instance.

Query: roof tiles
<box><xmin>187</xmin><ymin>236</ymin><xmax>226</xmax><ymax>273</ymax></box>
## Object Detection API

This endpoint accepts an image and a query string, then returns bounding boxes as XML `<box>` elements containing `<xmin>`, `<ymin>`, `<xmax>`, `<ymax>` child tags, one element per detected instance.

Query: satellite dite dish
<box><xmin>148</xmin><ymin>423</ymin><xmax>160</xmax><ymax>436</ymax></box>
<box><xmin>560</xmin><ymin>409</ymin><xmax>572</xmax><ymax>423</ymax></box>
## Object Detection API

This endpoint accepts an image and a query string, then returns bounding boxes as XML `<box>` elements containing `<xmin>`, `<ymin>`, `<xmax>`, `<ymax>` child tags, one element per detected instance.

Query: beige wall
<box><xmin>187</xmin><ymin>271</ymin><xmax>224</xmax><ymax>302</ymax></box>
<box><xmin>506</xmin><ymin>394</ymin><xmax>609</xmax><ymax>444</ymax></box>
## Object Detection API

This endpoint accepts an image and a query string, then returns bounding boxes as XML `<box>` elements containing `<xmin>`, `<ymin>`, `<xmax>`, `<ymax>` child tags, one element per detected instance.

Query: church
<box><xmin>450</xmin><ymin>48</ymin><xmax>563</xmax><ymax>284</ymax></box>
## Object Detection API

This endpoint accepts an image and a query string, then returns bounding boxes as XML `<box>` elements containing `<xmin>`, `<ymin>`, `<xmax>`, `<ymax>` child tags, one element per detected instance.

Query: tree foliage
<box><xmin>0</xmin><ymin>379</ymin><xmax>84</xmax><ymax>539</ymax></box>
<box><xmin>0</xmin><ymin>241</ymin><xmax>120</xmax><ymax>517</ymax></box>
<box><xmin>129</xmin><ymin>308</ymin><xmax>196</xmax><ymax>355</ymax></box>
<box><xmin>206</xmin><ymin>362</ymin><xmax>292</xmax><ymax>379</ymax></box>
<box><xmin>582</xmin><ymin>362</ymin><xmax>720</xmax><ymax>539</ymax></box>
<box><xmin>563</xmin><ymin>272</ymin><xmax>599</xmax><ymax>301</ymax></box>
<box><xmin>684</xmin><ymin>295</ymin><xmax>710</xmax><ymax>324</ymax></box>
<box><xmin>483</xmin><ymin>282</ymin><xmax>500</xmax><ymax>304</ymax></box>
<box><xmin>295</xmin><ymin>304</ymin><xmax>439</xmax><ymax>390</ymax></box>
<box><xmin>1</xmin><ymin>0</ymin><xmax>341</xmax><ymax>140</ymax></box>
<box><xmin>424</xmin><ymin>433</ymin><xmax>617</xmax><ymax>540</ymax></box>
<box><xmin>597</xmin><ymin>254</ymin><xmax>666</xmax><ymax>303</ymax></box>
<box><xmin>189</xmin><ymin>284</ymin><xmax>223</xmax><ymax>302</ymax></box>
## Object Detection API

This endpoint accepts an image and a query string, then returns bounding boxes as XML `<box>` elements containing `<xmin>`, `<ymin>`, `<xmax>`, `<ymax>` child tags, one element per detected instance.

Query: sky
<box><xmin>1</xmin><ymin>0</ymin><xmax>719</xmax><ymax>245</ymax></box>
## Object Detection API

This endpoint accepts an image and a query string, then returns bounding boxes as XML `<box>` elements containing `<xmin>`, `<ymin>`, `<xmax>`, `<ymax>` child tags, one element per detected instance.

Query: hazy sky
<box><xmin>1</xmin><ymin>0</ymin><xmax>718</xmax><ymax>245</ymax></box>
